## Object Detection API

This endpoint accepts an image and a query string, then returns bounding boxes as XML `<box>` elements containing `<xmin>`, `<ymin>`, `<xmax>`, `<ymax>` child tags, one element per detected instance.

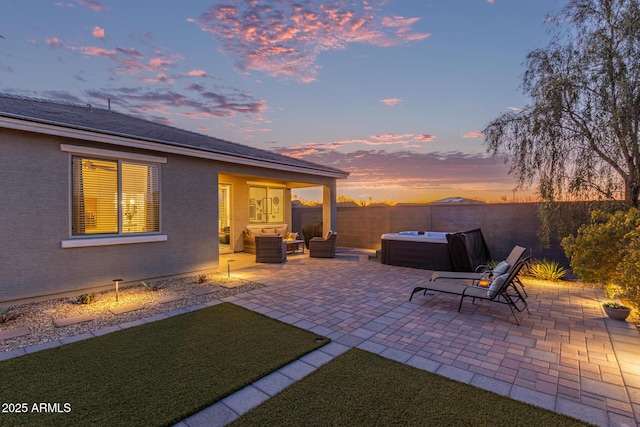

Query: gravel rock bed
<box><xmin>0</xmin><ymin>274</ymin><xmax>264</xmax><ymax>353</ymax></box>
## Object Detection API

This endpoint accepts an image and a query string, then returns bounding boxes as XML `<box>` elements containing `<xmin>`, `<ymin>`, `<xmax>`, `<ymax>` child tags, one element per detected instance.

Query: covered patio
<box><xmin>214</xmin><ymin>248</ymin><xmax>640</xmax><ymax>427</ymax></box>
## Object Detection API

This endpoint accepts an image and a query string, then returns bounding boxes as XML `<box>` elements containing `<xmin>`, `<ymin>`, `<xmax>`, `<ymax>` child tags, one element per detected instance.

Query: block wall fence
<box><xmin>292</xmin><ymin>203</ymin><xmax>568</xmax><ymax>265</ymax></box>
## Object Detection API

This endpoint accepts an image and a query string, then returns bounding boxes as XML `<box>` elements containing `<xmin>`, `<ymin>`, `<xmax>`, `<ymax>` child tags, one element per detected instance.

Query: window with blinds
<box><xmin>72</xmin><ymin>157</ymin><xmax>160</xmax><ymax>235</ymax></box>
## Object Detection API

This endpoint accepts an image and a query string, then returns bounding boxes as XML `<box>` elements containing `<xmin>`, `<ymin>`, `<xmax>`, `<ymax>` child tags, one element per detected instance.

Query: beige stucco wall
<box><xmin>0</xmin><ymin>129</ymin><xmax>220</xmax><ymax>303</ymax></box>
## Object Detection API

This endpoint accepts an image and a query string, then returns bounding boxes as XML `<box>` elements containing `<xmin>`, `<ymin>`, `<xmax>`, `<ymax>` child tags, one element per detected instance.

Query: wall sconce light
<box><xmin>113</xmin><ymin>278</ymin><xmax>122</xmax><ymax>302</ymax></box>
<box><xmin>227</xmin><ymin>260</ymin><xmax>235</xmax><ymax>278</ymax></box>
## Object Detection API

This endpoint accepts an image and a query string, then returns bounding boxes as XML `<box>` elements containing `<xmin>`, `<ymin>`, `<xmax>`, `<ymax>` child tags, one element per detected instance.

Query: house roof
<box><xmin>0</xmin><ymin>94</ymin><xmax>348</xmax><ymax>179</ymax></box>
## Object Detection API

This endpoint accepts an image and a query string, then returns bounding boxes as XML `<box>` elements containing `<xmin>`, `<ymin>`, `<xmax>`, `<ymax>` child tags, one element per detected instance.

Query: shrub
<box><xmin>77</xmin><ymin>293</ymin><xmax>96</xmax><ymax>304</ymax></box>
<box><xmin>528</xmin><ymin>259</ymin><xmax>567</xmax><ymax>281</ymax></box>
<box><xmin>197</xmin><ymin>274</ymin><xmax>208</xmax><ymax>284</ymax></box>
<box><xmin>562</xmin><ymin>208</ymin><xmax>640</xmax><ymax>298</ymax></box>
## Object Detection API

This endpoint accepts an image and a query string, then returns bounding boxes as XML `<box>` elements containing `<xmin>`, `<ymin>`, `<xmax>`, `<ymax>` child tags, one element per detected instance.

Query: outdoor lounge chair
<box><xmin>430</xmin><ymin>245</ymin><xmax>527</xmax><ymax>285</ymax></box>
<box><xmin>409</xmin><ymin>257</ymin><xmax>530</xmax><ymax>325</ymax></box>
<box><xmin>309</xmin><ymin>231</ymin><xmax>337</xmax><ymax>258</ymax></box>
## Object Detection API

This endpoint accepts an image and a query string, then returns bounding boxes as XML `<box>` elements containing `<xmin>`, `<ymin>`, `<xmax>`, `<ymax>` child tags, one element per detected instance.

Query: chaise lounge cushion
<box><xmin>492</xmin><ymin>261</ymin><xmax>510</xmax><ymax>276</ymax></box>
<box><xmin>487</xmin><ymin>273</ymin><xmax>508</xmax><ymax>298</ymax></box>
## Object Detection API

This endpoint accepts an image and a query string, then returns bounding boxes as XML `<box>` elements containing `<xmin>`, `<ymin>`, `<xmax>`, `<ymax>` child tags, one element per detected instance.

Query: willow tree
<box><xmin>484</xmin><ymin>0</ymin><xmax>640</xmax><ymax>217</ymax></box>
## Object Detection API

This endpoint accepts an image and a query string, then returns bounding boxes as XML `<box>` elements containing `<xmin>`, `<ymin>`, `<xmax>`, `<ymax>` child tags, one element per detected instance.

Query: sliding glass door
<box><xmin>218</xmin><ymin>184</ymin><xmax>231</xmax><ymax>253</ymax></box>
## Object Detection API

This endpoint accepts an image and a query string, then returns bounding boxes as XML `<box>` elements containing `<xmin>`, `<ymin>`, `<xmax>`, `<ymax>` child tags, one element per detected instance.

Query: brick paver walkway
<box><xmin>189</xmin><ymin>248</ymin><xmax>640</xmax><ymax>427</ymax></box>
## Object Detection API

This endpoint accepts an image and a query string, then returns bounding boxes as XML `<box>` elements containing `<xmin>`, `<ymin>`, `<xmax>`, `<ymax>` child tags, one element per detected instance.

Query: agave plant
<box><xmin>528</xmin><ymin>259</ymin><xmax>567</xmax><ymax>281</ymax></box>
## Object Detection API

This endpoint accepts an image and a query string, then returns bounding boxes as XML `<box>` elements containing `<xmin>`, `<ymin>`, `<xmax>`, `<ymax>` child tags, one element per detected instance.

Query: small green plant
<box><xmin>603</xmin><ymin>301</ymin><xmax>627</xmax><ymax>309</ymax></box>
<box><xmin>197</xmin><ymin>274</ymin><xmax>208</xmax><ymax>284</ymax></box>
<box><xmin>527</xmin><ymin>259</ymin><xmax>567</xmax><ymax>281</ymax></box>
<box><xmin>76</xmin><ymin>293</ymin><xmax>96</xmax><ymax>304</ymax></box>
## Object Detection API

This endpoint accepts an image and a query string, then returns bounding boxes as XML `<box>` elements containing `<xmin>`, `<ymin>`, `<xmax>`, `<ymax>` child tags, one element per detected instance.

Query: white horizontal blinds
<box><xmin>72</xmin><ymin>157</ymin><xmax>118</xmax><ymax>235</ymax></box>
<box><xmin>145</xmin><ymin>164</ymin><xmax>160</xmax><ymax>232</ymax></box>
<box><xmin>121</xmin><ymin>162</ymin><xmax>159</xmax><ymax>233</ymax></box>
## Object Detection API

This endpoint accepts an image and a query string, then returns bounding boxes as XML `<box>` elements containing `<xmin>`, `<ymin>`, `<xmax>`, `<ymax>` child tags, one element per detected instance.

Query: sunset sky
<box><xmin>0</xmin><ymin>0</ymin><xmax>563</xmax><ymax>203</ymax></box>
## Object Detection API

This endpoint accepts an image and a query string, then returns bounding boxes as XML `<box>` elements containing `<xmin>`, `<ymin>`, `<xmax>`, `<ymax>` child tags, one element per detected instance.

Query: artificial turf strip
<box><xmin>0</xmin><ymin>302</ymin><xmax>329</xmax><ymax>427</ymax></box>
<box><xmin>230</xmin><ymin>348</ymin><xmax>594</xmax><ymax>427</ymax></box>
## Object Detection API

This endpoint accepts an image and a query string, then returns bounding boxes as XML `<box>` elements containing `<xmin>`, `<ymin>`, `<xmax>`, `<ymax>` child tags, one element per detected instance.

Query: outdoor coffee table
<box><xmin>286</xmin><ymin>239</ymin><xmax>305</xmax><ymax>254</ymax></box>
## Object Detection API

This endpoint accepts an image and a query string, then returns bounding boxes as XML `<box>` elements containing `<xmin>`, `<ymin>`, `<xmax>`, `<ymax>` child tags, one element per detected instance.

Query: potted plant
<box><xmin>602</xmin><ymin>301</ymin><xmax>632</xmax><ymax>321</ymax></box>
<box><xmin>602</xmin><ymin>284</ymin><xmax>632</xmax><ymax>321</ymax></box>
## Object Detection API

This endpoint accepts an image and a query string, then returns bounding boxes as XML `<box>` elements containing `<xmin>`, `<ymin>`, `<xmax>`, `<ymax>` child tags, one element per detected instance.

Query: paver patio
<box><xmin>205</xmin><ymin>248</ymin><xmax>640</xmax><ymax>427</ymax></box>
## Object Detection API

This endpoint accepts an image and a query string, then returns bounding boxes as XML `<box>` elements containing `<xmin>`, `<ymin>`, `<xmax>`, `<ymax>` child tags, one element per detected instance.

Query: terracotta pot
<box><xmin>603</xmin><ymin>305</ymin><xmax>632</xmax><ymax>321</ymax></box>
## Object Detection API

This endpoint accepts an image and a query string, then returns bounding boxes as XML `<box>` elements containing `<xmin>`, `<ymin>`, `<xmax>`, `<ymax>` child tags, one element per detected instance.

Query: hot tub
<box><xmin>380</xmin><ymin>229</ymin><xmax>490</xmax><ymax>271</ymax></box>
<box><xmin>380</xmin><ymin>231</ymin><xmax>453</xmax><ymax>270</ymax></box>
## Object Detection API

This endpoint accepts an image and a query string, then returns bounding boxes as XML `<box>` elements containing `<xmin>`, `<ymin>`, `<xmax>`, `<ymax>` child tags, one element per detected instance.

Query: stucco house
<box><xmin>0</xmin><ymin>94</ymin><xmax>348</xmax><ymax>304</ymax></box>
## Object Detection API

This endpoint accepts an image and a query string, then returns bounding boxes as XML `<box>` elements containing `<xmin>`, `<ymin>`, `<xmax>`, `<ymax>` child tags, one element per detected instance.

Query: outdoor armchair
<box><xmin>255</xmin><ymin>235</ymin><xmax>287</xmax><ymax>263</ymax></box>
<box><xmin>309</xmin><ymin>231</ymin><xmax>337</xmax><ymax>258</ymax></box>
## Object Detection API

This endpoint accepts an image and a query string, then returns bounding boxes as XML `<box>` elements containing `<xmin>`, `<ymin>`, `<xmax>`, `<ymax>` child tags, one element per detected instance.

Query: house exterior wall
<box><xmin>292</xmin><ymin>203</ymin><xmax>567</xmax><ymax>264</ymax></box>
<box><xmin>0</xmin><ymin>128</ymin><xmax>220</xmax><ymax>304</ymax></box>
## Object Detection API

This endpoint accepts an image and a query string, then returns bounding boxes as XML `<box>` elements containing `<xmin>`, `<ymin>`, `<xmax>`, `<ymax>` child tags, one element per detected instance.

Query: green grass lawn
<box><xmin>230</xmin><ymin>348</ymin><xmax>593</xmax><ymax>427</ymax></box>
<box><xmin>0</xmin><ymin>302</ymin><xmax>328</xmax><ymax>427</ymax></box>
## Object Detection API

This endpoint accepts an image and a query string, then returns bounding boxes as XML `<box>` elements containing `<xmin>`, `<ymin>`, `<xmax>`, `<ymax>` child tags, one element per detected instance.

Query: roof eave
<box><xmin>0</xmin><ymin>115</ymin><xmax>350</xmax><ymax>179</ymax></box>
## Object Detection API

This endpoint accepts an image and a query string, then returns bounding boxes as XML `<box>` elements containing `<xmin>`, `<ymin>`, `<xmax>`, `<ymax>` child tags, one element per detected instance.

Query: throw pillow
<box><xmin>262</xmin><ymin>227</ymin><xmax>276</xmax><ymax>234</ymax></box>
<box><xmin>285</xmin><ymin>232</ymin><xmax>298</xmax><ymax>241</ymax></box>
<box><xmin>487</xmin><ymin>273</ymin><xmax>508</xmax><ymax>298</ymax></box>
<box><xmin>493</xmin><ymin>261</ymin><xmax>510</xmax><ymax>275</ymax></box>
<box><xmin>275</xmin><ymin>225</ymin><xmax>288</xmax><ymax>235</ymax></box>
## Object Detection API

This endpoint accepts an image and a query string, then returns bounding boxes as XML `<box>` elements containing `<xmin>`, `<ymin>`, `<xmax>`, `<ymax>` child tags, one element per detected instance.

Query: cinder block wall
<box><xmin>292</xmin><ymin>203</ymin><xmax>568</xmax><ymax>264</ymax></box>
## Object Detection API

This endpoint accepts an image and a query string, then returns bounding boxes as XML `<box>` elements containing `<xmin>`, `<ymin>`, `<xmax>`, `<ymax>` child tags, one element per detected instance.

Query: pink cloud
<box><xmin>487</xmin><ymin>0</ymin><xmax>496</xmax><ymax>3</ymax></box>
<box><xmin>76</xmin><ymin>0</ymin><xmax>107</xmax><ymax>11</ymax></box>
<box><xmin>380</xmin><ymin>97</ymin><xmax>401</xmax><ymax>106</ymax></box>
<box><xmin>416</xmin><ymin>134</ymin><xmax>436</xmax><ymax>142</ymax></box>
<box><xmin>278</xmin><ymin>143</ymin><xmax>326</xmax><ymax>158</ymax></box>
<box><xmin>86</xmin><ymin>84</ymin><xmax>266</xmax><ymax>121</ymax></box>
<box><xmin>188</xmin><ymin>69</ymin><xmax>207</xmax><ymax>77</ymax></box>
<box><xmin>197</xmin><ymin>0</ymin><xmax>430</xmax><ymax>82</ymax></box>
<box><xmin>79</xmin><ymin>46</ymin><xmax>116</xmax><ymax>57</ymax></box>
<box><xmin>46</xmin><ymin>37</ymin><xmax>64</xmax><ymax>47</ymax></box>
<box><xmin>139</xmin><ymin>73</ymin><xmax>175</xmax><ymax>84</ymax></box>
<box><xmin>92</xmin><ymin>26</ymin><xmax>105</xmax><ymax>39</ymax></box>
<box><xmin>462</xmin><ymin>130</ymin><xmax>484</xmax><ymax>139</ymax></box>
<box><xmin>371</xmin><ymin>133</ymin><xmax>413</xmax><ymax>142</ymax></box>
<box><xmin>381</xmin><ymin>16</ymin><xmax>421</xmax><ymax>27</ymax></box>
<box><xmin>291</xmin><ymin>132</ymin><xmax>436</xmax><ymax>152</ymax></box>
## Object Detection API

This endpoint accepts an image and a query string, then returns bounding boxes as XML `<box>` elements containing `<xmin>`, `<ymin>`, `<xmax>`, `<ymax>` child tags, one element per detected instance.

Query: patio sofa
<box><xmin>243</xmin><ymin>224</ymin><xmax>288</xmax><ymax>254</ymax></box>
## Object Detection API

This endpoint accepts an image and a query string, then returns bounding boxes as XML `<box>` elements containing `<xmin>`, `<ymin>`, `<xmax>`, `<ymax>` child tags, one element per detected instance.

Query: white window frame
<box><xmin>60</xmin><ymin>144</ymin><xmax>167</xmax><ymax>248</ymax></box>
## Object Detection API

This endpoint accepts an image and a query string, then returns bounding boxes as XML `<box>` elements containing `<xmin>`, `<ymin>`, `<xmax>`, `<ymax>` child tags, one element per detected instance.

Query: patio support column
<box><xmin>322</xmin><ymin>182</ymin><xmax>337</xmax><ymax>235</ymax></box>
